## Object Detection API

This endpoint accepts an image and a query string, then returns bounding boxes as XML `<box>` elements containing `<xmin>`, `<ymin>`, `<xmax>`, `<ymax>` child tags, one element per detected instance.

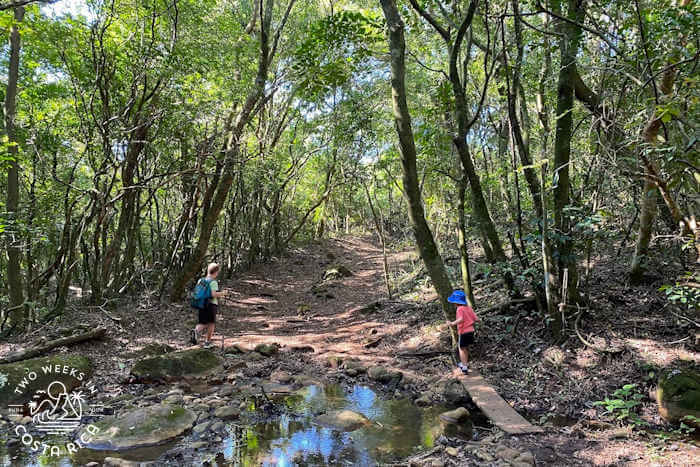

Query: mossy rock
<box><xmin>0</xmin><ymin>354</ymin><xmax>93</xmax><ymax>407</ymax></box>
<box><xmin>439</xmin><ymin>406</ymin><xmax>470</xmax><ymax>424</ymax></box>
<box><xmin>657</xmin><ymin>368</ymin><xmax>700</xmax><ymax>425</ymax></box>
<box><xmin>367</xmin><ymin>366</ymin><xmax>402</xmax><ymax>384</ymax></box>
<box><xmin>81</xmin><ymin>404</ymin><xmax>196</xmax><ymax>450</ymax></box>
<box><xmin>254</xmin><ymin>343</ymin><xmax>279</xmax><ymax>357</ymax></box>
<box><xmin>130</xmin><ymin>348</ymin><xmax>222</xmax><ymax>382</ymax></box>
<box><xmin>323</xmin><ymin>264</ymin><xmax>353</xmax><ymax>281</ymax></box>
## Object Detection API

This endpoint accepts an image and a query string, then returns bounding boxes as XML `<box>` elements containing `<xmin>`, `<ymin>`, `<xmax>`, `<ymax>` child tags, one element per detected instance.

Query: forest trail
<box><xmin>217</xmin><ymin>236</ymin><xmax>543</xmax><ymax>436</ymax></box>
<box><xmin>215</xmin><ymin>236</ymin><xmax>406</xmax><ymax>365</ymax></box>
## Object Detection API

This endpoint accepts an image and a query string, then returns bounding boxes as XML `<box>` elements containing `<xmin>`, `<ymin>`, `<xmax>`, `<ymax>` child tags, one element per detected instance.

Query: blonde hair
<box><xmin>207</xmin><ymin>263</ymin><xmax>220</xmax><ymax>275</ymax></box>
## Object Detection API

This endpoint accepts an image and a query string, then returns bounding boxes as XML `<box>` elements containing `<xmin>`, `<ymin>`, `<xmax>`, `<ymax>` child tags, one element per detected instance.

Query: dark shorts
<box><xmin>198</xmin><ymin>303</ymin><xmax>217</xmax><ymax>324</ymax></box>
<box><xmin>459</xmin><ymin>332</ymin><xmax>475</xmax><ymax>348</ymax></box>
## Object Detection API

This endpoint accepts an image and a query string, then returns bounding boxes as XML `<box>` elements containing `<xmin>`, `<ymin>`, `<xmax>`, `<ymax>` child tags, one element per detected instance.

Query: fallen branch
<box><xmin>663</xmin><ymin>335</ymin><xmax>691</xmax><ymax>345</ymax></box>
<box><xmin>668</xmin><ymin>309</ymin><xmax>700</xmax><ymax>328</ymax></box>
<box><xmin>574</xmin><ymin>310</ymin><xmax>623</xmax><ymax>354</ymax></box>
<box><xmin>0</xmin><ymin>327</ymin><xmax>107</xmax><ymax>364</ymax></box>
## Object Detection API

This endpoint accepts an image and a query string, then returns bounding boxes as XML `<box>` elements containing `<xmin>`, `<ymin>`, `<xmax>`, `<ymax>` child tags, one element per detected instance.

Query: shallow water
<box><xmin>217</xmin><ymin>384</ymin><xmax>469</xmax><ymax>466</ymax></box>
<box><xmin>1</xmin><ymin>384</ymin><xmax>473</xmax><ymax>466</ymax></box>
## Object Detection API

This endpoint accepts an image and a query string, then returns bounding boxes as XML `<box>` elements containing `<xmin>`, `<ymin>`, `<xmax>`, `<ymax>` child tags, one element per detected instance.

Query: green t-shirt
<box><xmin>208</xmin><ymin>279</ymin><xmax>219</xmax><ymax>305</ymax></box>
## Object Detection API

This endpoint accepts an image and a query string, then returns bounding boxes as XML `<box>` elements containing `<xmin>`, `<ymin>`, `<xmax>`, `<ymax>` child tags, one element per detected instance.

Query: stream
<box><xmin>1</xmin><ymin>383</ymin><xmax>479</xmax><ymax>466</ymax></box>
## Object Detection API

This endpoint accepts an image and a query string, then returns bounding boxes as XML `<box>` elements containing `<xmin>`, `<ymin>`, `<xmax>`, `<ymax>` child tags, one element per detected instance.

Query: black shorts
<box><xmin>459</xmin><ymin>332</ymin><xmax>475</xmax><ymax>348</ymax></box>
<box><xmin>198</xmin><ymin>303</ymin><xmax>217</xmax><ymax>324</ymax></box>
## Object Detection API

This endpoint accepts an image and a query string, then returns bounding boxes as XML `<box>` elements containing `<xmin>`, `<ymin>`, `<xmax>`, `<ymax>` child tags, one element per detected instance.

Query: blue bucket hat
<box><xmin>447</xmin><ymin>290</ymin><xmax>468</xmax><ymax>305</ymax></box>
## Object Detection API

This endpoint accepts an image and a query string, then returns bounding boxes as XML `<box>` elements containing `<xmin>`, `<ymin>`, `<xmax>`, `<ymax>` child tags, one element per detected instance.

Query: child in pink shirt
<box><xmin>445</xmin><ymin>290</ymin><xmax>479</xmax><ymax>374</ymax></box>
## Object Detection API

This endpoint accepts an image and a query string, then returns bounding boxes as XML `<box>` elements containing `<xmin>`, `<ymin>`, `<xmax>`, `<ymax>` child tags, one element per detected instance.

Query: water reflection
<box><xmin>220</xmin><ymin>384</ymin><xmax>467</xmax><ymax>466</ymax></box>
<box><xmin>1</xmin><ymin>384</ymin><xmax>471</xmax><ymax>466</ymax></box>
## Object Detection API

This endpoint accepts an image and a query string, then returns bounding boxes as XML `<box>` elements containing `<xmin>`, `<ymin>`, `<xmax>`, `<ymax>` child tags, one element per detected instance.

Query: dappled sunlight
<box><xmin>625</xmin><ymin>338</ymin><xmax>699</xmax><ymax>367</ymax></box>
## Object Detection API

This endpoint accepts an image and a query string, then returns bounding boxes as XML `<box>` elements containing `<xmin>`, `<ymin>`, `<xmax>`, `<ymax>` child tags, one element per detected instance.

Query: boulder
<box><xmin>657</xmin><ymin>368</ymin><xmax>700</xmax><ymax>425</ymax></box>
<box><xmin>323</xmin><ymin>265</ymin><xmax>353</xmax><ymax>281</ymax></box>
<box><xmin>262</xmin><ymin>382</ymin><xmax>295</xmax><ymax>395</ymax></box>
<box><xmin>343</xmin><ymin>359</ymin><xmax>367</xmax><ymax>373</ymax></box>
<box><xmin>163</xmin><ymin>394</ymin><xmax>183</xmax><ymax>405</ymax></box>
<box><xmin>327</xmin><ymin>356</ymin><xmax>343</xmax><ymax>369</ymax></box>
<box><xmin>415</xmin><ymin>392</ymin><xmax>433</xmax><ymax>407</ymax></box>
<box><xmin>254</xmin><ymin>343</ymin><xmax>279</xmax><ymax>357</ymax></box>
<box><xmin>224</xmin><ymin>344</ymin><xmax>247</xmax><ymax>355</ymax></box>
<box><xmin>439</xmin><ymin>378</ymin><xmax>468</xmax><ymax>405</ymax></box>
<box><xmin>210</xmin><ymin>420</ymin><xmax>224</xmax><ymax>432</ymax></box>
<box><xmin>213</xmin><ymin>406</ymin><xmax>239</xmax><ymax>420</ymax></box>
<box><xmin>193</xmin><ymin>420</ymin><xmax>212</xmax><ymax>434</ymax></box>
<box><xmin>314</xmin><ymin>409</ymin><xmax>371</xmax><ymax>431</ymax></box>
<box><xmin>271</xmin><ymin>370</ymin><xmax>292</xmax><ymax>384</ymax></box>
<box><xmin>439</xmin><ymin>407</ymin><xmax>470</xmax><ymax>424</ymax></box>
<box><xmin>130</xmin><ymin>348</ymin><xmax>222</xmax><ymax>382</ymax></box>
<box><xmin>103</xmin><ymin>458</ymin><xmax>140</xmax><ymax>467</ymax></box>
<box><xmin>0</xmin><ymin>354</ymin><xmax>93</xmax><ymax>407</ymax></box>
<box><xmin>82</xmin><ymin>404</ymin><xmax>195</xmax><ymax>450</ymax></box>
<box><xmin>367</xmin><ymin>366</ymin><xmax>402</xmax><ymax>384</ymax></box>
<box><xmin>495</xmin><ymin>444</ymin><xmax>535</xmax><ymax>467</ymax></box>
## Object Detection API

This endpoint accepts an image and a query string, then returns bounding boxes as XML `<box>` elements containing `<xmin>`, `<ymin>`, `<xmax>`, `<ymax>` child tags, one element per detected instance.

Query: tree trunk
<box><xmin>379</xmin><ymin>0</ymin><xmax>454</xmax><ymax>322</ymax></box>
<box><xmin>630</xmin><ymin>66</ymin><xmax>681</xmax><ymax>283</ymax></box>
<box><xmin>102</xmin><ymin>123</ymin><xmax>148</xmax><ymax>292</ymax></box>
<box><xmin>457</xmin><ymin>177</ymin><xmax>475</xmax><ymax>306</ymax></box>
<box><xmin>363</xmin><ymin>180</ymin><xmax>392</xmax><ymax>299</ymax></box>
<box><xmin>630</xmin><ymin>178</ymin><xmax>657</xmax><ymax>283</ymax></box>
<box><xmin>4</xmin><ymin>6</ymin><xmax>26</xmax><ymax>329</ymax></box>
<box><xmin>503</xmin><ymin>1</ymin><xmax>543</xmax><ymax>221</ymax></box>
<box><xmin>551</xmin><ymin>0</ymin><xmax>584</xmax><ymax>308</ymax></box>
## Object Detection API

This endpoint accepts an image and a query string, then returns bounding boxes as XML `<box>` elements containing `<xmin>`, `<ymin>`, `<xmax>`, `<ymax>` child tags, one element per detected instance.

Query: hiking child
<box><xmin>445</xmin><ymin>290</ymin><xmax>479</xmax><ymax>374</ymax></box>
<box><xmin>191</xmin><ymin>263</ymin><xmax>226</xmax><ymax>347</ymax></box>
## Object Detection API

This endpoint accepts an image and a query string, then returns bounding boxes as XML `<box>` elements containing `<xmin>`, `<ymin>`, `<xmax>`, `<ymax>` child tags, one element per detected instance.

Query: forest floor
<box><xmin>2</xmin><ymin>236</ymin><xmax>699</xmax><ymax>466</ymax></box>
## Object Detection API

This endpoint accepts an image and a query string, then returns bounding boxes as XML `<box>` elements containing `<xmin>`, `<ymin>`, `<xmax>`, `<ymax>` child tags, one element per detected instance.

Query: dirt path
<box><xmin>215</xmin><ymin>237</ymin><xmax>406</xmax><ymax>365</ymax></box>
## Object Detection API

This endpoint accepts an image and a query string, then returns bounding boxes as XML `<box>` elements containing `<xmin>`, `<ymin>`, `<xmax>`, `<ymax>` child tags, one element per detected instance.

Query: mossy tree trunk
<box><xmin>379</xmin><ymin>0</ymin><xmax>454</xmax><ymax>326</ymax></box>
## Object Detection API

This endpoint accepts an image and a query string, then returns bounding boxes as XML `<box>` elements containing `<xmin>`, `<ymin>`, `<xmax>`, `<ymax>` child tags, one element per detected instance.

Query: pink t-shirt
<box><xmin>457</xmin><ymin>305</ymin><xmax>478</xmax><ymax>334</ymax></box>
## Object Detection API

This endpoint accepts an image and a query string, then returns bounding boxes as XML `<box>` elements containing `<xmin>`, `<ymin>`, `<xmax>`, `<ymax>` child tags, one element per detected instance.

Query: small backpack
<box><xmin>190</xmin><ymin>278</ymin><xmax>212</xmax><ymax>310</ymax></box>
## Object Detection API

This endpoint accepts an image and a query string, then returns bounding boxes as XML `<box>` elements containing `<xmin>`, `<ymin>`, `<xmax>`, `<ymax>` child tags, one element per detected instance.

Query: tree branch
<box><xmin>0</xmin><ymin>0</ymin><xmax>55</xmax><ymax>10</ymax></box>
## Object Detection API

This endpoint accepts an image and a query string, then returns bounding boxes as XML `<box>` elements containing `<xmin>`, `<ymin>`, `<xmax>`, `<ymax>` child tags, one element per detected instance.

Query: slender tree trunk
<box><xmin>503</xmin><ymin>3</ymin><xmax>543</xmax><ymax>221</ymax></box>
<box><xmin>630</xmin><ymin>178</ymin><xmax>658</xmax><ymax>283</ymax></box>
<box><xmin>380</xmin><ymin>0</ymin><xmax>454</xmax><ymax>323</ymax></box>
<box><xmin>457</xmin><ymin>177</ymin><xmax>475</xmax><ymax>306</ymax></box>
<box><xmin>551</xmin><ymin>0</ymin><xmax>584</xmax><ymax>309</ymax></box>
<box><xmin>363</xmin><ymin>180</ymin><xmax>392</xmax><ymax>299</ymax></box>
<box><xmin>102</xmin><ymin>124</ymin><xmax>148</xmax><ymax>292</ymax></box>
<box><xmin>5</xmin><ymin>6</ymin><xmax>26</xmax><ymax>329</ymax></box>
<box><xmin>630</xmin><ymin>66</ymin><xmax>680</xmax><ymax>283</ymax></box>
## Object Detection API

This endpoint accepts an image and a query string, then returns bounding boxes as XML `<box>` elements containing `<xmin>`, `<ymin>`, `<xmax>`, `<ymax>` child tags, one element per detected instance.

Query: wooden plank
<box><xmin>457</xmin><ymin>370</ymin><xmax>543</xmax><ymax>434</ymax></box>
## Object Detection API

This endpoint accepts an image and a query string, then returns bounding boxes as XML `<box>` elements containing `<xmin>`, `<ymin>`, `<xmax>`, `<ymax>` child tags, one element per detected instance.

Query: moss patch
<box><xmin>0</xmin><ymin>354</ymin><xmax>93</xmax><ymax>407</ymax></box>
<box><xmin>84</xmin><ymin>404</ymin><xmax>196</xmax><ymax>450</ymax></box>
<box><xmin>657</xmin><ymin>368</ymin><xmax>700</xmax><ymax>423</ymax></box>
<box><xmin>130</xmin><ymin>348</ymin><xmax>222</xmax><ymax>382</ymax></box>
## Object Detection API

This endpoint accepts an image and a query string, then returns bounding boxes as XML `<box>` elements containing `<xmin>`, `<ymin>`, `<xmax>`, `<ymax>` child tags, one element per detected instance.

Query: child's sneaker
<box><xmin>461</xmin><ymin>364</ymin><xmax>469</xmax><ymax>375</ymax></box>
<box><xmin>203</xmin><ymin>341</ymin><xmax>214</xmax><ymax>348</ymax></box>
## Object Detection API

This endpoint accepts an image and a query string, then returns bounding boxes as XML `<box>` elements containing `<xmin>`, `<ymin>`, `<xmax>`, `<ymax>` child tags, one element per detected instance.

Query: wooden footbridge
<box><xmin>457</xmin><ymin>369</ymin><xmax>543</xmax><ymax>434</ymax></box>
